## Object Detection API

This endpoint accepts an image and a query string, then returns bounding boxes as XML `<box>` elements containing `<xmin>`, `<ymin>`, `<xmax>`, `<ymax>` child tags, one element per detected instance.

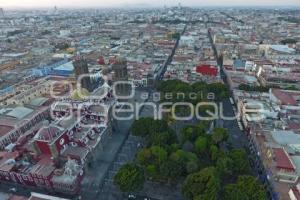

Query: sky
<box><xmin>1</xmin><ymin>0</ymin><xmax>300</xmax><ymax>8</ymax></box>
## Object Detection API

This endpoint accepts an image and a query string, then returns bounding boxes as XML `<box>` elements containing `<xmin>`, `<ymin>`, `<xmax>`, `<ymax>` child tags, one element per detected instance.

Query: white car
<box><xmin>128</xmin><ymin>194</ymin><xmax>136</xmax><ymax>199</ymax></box>
<box><xmin>9</xmin><ymin>188</ymin><xmax>17</xmax><ymax>192</ymax></box>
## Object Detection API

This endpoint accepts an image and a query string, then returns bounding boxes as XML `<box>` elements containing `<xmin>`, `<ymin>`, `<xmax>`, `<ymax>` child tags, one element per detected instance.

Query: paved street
<box><xmin>97</xmin><ymin>134</ymin><xmax>143</xmax><ymax>200</ymax></box>
<box><xmin>80</xmin><ymin>88</ymin><xmax>154</xmax><ymax>200</ymax></box>
<box><xmin>221</xmin><ymin>99</ymin><xmax>248</xmax><ymax>149</ymax></box>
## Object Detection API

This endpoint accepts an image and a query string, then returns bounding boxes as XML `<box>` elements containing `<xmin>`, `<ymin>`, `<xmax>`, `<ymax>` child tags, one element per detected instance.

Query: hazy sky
<box><xmin>1</xmin><ymin>0</ymin><xmax>300</xmax><ymax>8</ymax></box>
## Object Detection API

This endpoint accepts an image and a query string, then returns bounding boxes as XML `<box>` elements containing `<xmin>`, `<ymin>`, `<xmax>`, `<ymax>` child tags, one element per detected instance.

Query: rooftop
<box><xmin>29</xmin><ymin>97</ymin><xmax>49</xmax><ymax>107</ymax></box>
<box><xmin>0</xmin><ymin>125</ymin><xmax>14</xmax><ymax>137</ymax></box>
<box><xmin>34</xmin><ymin>125</ymin><xmax>64</xmax><ymax>142</ymax></box>
<box><xmin>272</xmin><ymin>89</ymin><xmax>298</xmax><ymax>106</ymax></box>
<box><xmin>273</xmin><ymin>148</ymin><xmax>295</xmax><ymax>171</ymax></box>
<box><xmin>53</xmin><ymin>61</ymin><xmax>74</xmax><ymax>72</ymax></box>
<box><xmin>1</xmin><ymin>106</ymin><xmax>33</xmax><ymax>120</ymax></box>
<box><xmin>270</xmin><ymin>45</ymin><xmax>296</xmax><ymax>54</ymax></box>
<box><xmin>30</xmin><ymin>156</ymin><xmax>55</xmax><ymax>177</ymax></box>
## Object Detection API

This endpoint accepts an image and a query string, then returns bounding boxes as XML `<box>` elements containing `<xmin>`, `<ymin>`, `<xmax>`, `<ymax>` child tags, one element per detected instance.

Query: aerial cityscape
<box><xmin>0</xmin><ymin>1</ymin><xmax>300</xmax><ymax>200</ymax></box>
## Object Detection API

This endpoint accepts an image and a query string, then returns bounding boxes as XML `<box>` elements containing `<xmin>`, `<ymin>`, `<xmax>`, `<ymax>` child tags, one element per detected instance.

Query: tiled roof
<box><xmin>272</xmin><ymin>89</ymin><xmax>297</xmax><ymax>106</ymax></box>
<box><xmin>34</xmin><ymin>125</ymin><xmax>63</xmax><ymax>142</ymax></box>
<box><xmin>273</xmin><ymin>148</ymin><xmax>295</xmax><ymax>171</ymax></box>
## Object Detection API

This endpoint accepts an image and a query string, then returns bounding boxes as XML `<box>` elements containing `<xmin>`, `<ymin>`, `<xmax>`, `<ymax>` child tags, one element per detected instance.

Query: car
<box><xmin>9</xmin><ymin>188</ymin><xmax>17</xmax><ymax>193</ymax></box>
<box><xmin>128</xmin><ymin>194</ymin><xmax>136</xmax><ymax>199</ymax></box>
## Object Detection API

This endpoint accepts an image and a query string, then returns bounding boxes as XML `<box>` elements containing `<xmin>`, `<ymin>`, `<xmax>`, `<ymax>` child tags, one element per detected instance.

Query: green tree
<box><xmin>147</xmin><ymin>130</ymin><xmax>177</xmax><ymax>147</ymax></box>
<box><xmin>145</xmin><ymin>164</ymin><xmax>157</xmax><ymax>178</ymax></box>
<box><xmin>216</xmin><ymin>156</ymin><xmax>234</xmax><ymax>178</ymax></box>
<box><xmin>224</xmin><ymin>175</ymin><xmax>267</xmax><ymax>200</ymax></box>
<box><xmin>137</xmin><ymin>146</ymin><xmax>168</xmax><ymax>167</ymax></box>
<box><xmin>181</xmin><ymin>126</ymin><xmax>195</xmax><ymax>143</ymax></box>
<box><xmin>171</xmin><ymin>150</ymin><xmax>199</xmax><ymax>164</ymax></box>
<box><xmin>150</xmin><ymin>146</ymin><xmax>168</xmax><ymax>165</ymax></box>
<box><xmin>238</xmin><ymin>84</ymin><xmax>270</xmax><ymax>92</ymax></box>
<box><xmin>212</xmin><ymin>128</ymin><xmax>229</xmax><ymax>145</ymax></box>
<box><xmin>137</xmin><ymin>148</ymin><xmax>152</xmax><ymax>166</ymax></box>
<box><xmin>229</xmin><ymin>149</ymin><xmax>250</xmax><ymax>175</ymax></box>
<box><xmin>138</xmin><ymin>145</ymin><xmax>185</xmax><ymax>182</ymax></box>
<box><xmin>224</xmin><ymin>184</ymin><xmax>247</xmax><ymax>200</ymax></box>
<box><xmin>131</xmin><ymin>118</ymin><xmax>169</xmax><ymax>137</ymax></box>
<box><xmin>114</xmin><ymin>163</ymin><xmax>145</xmax><ymax>193</ymax></box>
<box><xmin>182</xmin><ymin>140</ymin><xmax>194</xmax><ymax>152</ymax></box>
<box><xmin>207</xmin><ymin>83</ymin><xmax>229</xmax><ymax>100</ymax></box>
<box><xmin>157</xmin><ymin>80</ymin><xmax>191</xmax><ymax>93</ymax></box>
<box><xmin>160</xmin><ymin>159</ymin><xmax>184</xmax><ymax>182</ymax></box>
<box><xmin>209</xmin><ymin>144</ymin><xmax>225</xmax><ymax>162</ymax></box>
<box><xmin>192</xmin><ymin>82</ymin><xmax>208</xmax><ymax>93</ymax></box>
<box><xmin>186</xmin><ymin>161</ymin><xmax>199</xmax><ymax>174</ymax></box>
<box><xmin>180</xmin><ymin>123</ymin><xmax>207</xmax><ymax>143</ymax></box>
<box><xmin>209</xmin><ymin>145</ymin><xmax>220</xmax><ymax>162</ymax></box>
<box><xmin>182</xmin><ymin>167</ymin><xmax>220</xmax><ymax>200</ymax></box>
<box><xmin>170</xmin><ymin>150</ymin><xmax>200</xmax><ymax>174</ymax></box>
<box><xmin>195</xmin><ymin>136</ymin><xmax>209</xmax><ymax>155</ymax></box>
<box><xmin>131</xmin><ymin>117</ymin><xmax>153</xmax><ymax>137</ymax></box>
<box><xmin>165</xmin><ymin>143</ymin><xmax>180</xmax><ymax>154</ymax></box>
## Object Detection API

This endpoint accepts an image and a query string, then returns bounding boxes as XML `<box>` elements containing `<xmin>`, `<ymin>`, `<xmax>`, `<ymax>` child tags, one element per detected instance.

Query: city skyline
<box><xmin>1</xmin><ymin>0</ymin><xmax>300</xmax><ymax>8</ymax></box>
<box><xmin>0</xmin><ymin>3</ymin><xmax>300</xmax><ymax>200</ymax></box>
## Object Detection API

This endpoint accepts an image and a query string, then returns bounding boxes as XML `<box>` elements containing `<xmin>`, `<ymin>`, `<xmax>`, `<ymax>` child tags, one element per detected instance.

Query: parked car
<box><xmin>9</xmin><ymin>188</ymin><xmax>17</xmax><ymax>193</ymax></box>
<box><xmin>128</xmin><ymin>194</ymin><xmax>136</xmax><ymax>199</ymax></box>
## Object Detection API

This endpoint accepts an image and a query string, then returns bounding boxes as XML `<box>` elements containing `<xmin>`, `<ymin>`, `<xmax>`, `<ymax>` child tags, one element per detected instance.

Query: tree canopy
<box><xmin>180</xmin><ymin>122</ymin><xmax>208</xmax><ymax>143</ymax></box>
<box><xmin>146</xmin><ymin>130</ymin><xmax>177</xmax><ymax>147</ymax></box>
<box><xmin>131</xmin><ymin>117</ymin><xmax>169</xmax><ymax>137</ymax></box>
<box><xmin>228</xmin><ymin>149</ymin><xmax>251</xmax><ymax>175</ymax></box>
<box><xmin>216</xmin><ymin>156</ymin><xmax>234</xmax><ymax>178</ymax></box>
<box><xmin>113</xmin><ymin>163</ymin><xmax>145</xmax><ymax>193</ymax></box>
<box><xmin>238</xmin><ymin>84</ymin><xmax>271</xmax><ymax>92</ymax></box>
<box><xmin>195</xmin><ymin>136</ymin><xmax>209</xmax><ymax>155</ymax></box>
<box><xmin>126</xmin><ymin>101</ymin><xmax>261</xmax><ymax>200</ymax></box>
<box><xmin>224</xmin><ymin>175</ymin><xmax>267</xmax><ymax>200</ymax></box>
<box><xmin>157</xmin><ymin>80</ymin><xmax>229</xmax><ymax>103</ymax></box>
<box><xmin>211</xmin><ymin>128</ymin><xmax>229</xmax><ymax>145</ymax></box>
<box><xmin>182</xmin><ymin>167</ymin><xmax>220</xmax><ymax>200</ymax></box>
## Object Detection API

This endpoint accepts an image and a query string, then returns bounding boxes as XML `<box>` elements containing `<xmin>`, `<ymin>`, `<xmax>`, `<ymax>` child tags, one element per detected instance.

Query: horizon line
<box><xmin>2</xmin><ymin>4</ymin><xmax>300</xmax><ymax>10</ymax></box>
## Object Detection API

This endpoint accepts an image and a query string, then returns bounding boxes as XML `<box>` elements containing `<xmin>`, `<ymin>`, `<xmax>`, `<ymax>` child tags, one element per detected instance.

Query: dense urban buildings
<box><xmin>0</xmin><ymin>3</ymin><xmax>300</xmax><ymax>200</ymax></box>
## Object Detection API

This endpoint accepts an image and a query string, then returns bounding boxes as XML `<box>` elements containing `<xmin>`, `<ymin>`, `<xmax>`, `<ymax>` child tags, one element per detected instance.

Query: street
<box><xmin>221</xmin><ymin>99</ymin><xmax>248</xmax><ymax>149</ymax></box>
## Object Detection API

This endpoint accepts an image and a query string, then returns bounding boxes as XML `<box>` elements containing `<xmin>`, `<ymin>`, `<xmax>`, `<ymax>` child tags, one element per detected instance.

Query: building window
<box><xmin>45</xmin><ymin>180</ymin><xmax>50</xmax><ymax>187</ymax></box>
<box><xmin>34</xmin><ymin>178</ymin><xmax>38</xmax><ymax>183</ymax></box>
<box><xmin>22</xmin><ymin>175</ymin><xmax>28</xmax><ymax>181</ymax></box>
<box><xmin>39</xmin><ymin>178</ymin><xmax>44</xmax><ymax>184</ymax></box>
